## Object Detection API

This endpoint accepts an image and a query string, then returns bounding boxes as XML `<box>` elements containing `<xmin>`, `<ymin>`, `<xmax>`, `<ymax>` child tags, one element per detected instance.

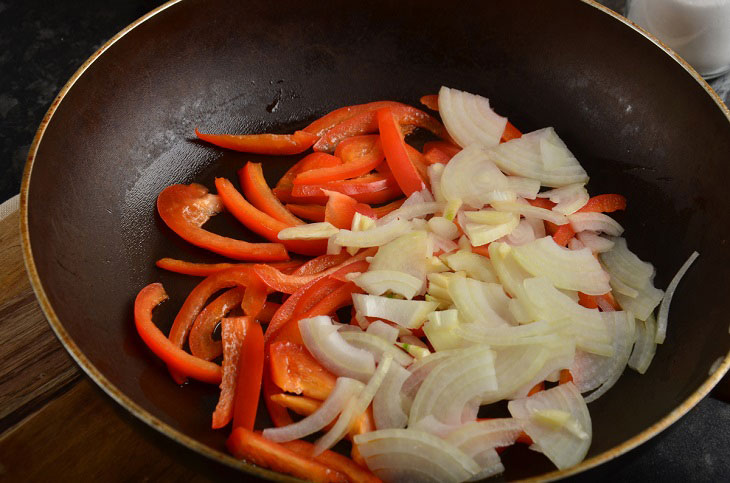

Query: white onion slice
<box><xmin>378</xmin><ymin>201</ymin><xmax>444</xmax><ymax>226</ymax></box>
<box><xmin>428</xmin><ymin>163</ymin><xmax>446</xmax><ymax>203</ymax></box>
<box><xmin>508</xmin><ymin>382</ymin><xmax>592</xmax><ymax>470</ymax></box>
<box><xmin>277</xmin><ymin>222</ymin><xmax>339</xmax><ymax>240</ymax></box>
<box><xmin>333</xmin><ymin>218</ymin><xmax>412</xmax><ymax>248</ymax></box>
<box><xmin>504</xmin><ymin>219</ymin><xmax>538</xmax><ymax>246</ymax></box>
<box><xmin>441</xmin><ymin>250</ymin><xmax>497</xmax><ymax>283</ymax></box>
<box><xmin>423</xmin><ymin>310</ymin><xmax>467</xmax><ymax>352</ymax></box>
<box><xmin>340</xmin><ymin>330</ymin><xmax>413</xmax><ymax>366</ymax></box>
<box><xmin>599</xmin><ymin>237</ymin><xmax>654</xmax><ymax>289</ymax></box>
<box><xmin>401</xmin><ymin>350</ymin><xmax>461</xmax><ymax>403</ymax></box>
<box><xmin>438</xmin><ymin>86</ymin><xmax>507</xmax><ymax>148</ymax></box>
<box><xmin>299</xmin><ymin>316</ymin><xmax>375</xmax><ymax>382</ymax></box>
<box><xmin>507</xmin><ymin>176</ymin><xmax>541</xmax><ymax>200</ymax></box>
<box><xmin>449</xmin><ymin>276</ymin><xmax>511</xmax><ymax>328</ymax></box>
<box><xmin>261</xmin><ymin>377</ymin><xmax>363</xmax><ymax>443</ymax></box>
<box><xmin>441</xmin><ymin>144</ymin><xmax>510</xmax><ymax>209</ymax></box>
<box><xmin>614</xmin><ymin>281</ymin><xmax>664</xmax><ymax>321</ymax></box>
<box><xmin>429</xmin><ymin>232</ymin><xmax>459</xmax><ymax>256</ymax></box>
<box><xmin>576</xmin><ymin>231</ymin><xmax>615</xmax><ymax>253</ymax></box>
<box><xmin>463</xmin><ymin>213</ymin><xmax>520</xmax><ymax>247</ymax></box>
<box><xmin>568</xmin><ymin>237</ymin><xmax>585</xmax><ymax>250</ymax></box>
<box><xmin>489</xmin><ymin>127</ymin><xmax>589</xmax><ymax>188</ymax></box>
<box><xmin>583</xmin><ymin>311</ymin><xmax>636</xmax><ymax>403</ymax></box>
<box><xmin>316</xmin><ymin>355</ymin><xmax>392</xmax><ymax>454</ymax></box>
<box><xmin>656</xmin><ymin>251</ymin><xmax>699</xmax><ymax>344</ymax></box>
<box><xmin>537</xmin><ymin>184</ymin><xmax>589</xmax><ymax>214</ymax></box>
<box><xmin>373</xmin><ymin>362</ymin><xmax>412</xmax><ymax>430</ymax></box>
<box><xmin>491</xmin><ymin>200</ymin><xmax>569</xmax><ymax>226</ymax></box>
<box><xmin>511</xmin><ymin>237</ymin><xmax>611</xmax><ymax>295</ymax></box>
<box><xmin>569</xmin><ymin>212</ymin><xmax>624</xmax><ymax>237</ymax></box>
<box><xmin>628</xmin><ymin>314</ymin><xmax>658</xmax><ymax>374</ymax></box>
<box><xmin>354</xmin><ymin>428</ymin><xmax>481</xmax><ymax>483</ymax></box>
<box><xmin>366</xmin><ymin>320</ymin><xmax>400</xmax><ymax>344</ymax></box>
<box><xmin>353</xmin><ymin>294</ymin><xmax>439</xmax><ymax>329</ymax></box>
<box><xmin>428</xmin><ymin>216</ymin><xmax>459</xmax><ymax>240</ymax></box>
<box><xmin>369</xmin><ymin>230</ymin><xmax>430</xmax><ymax>285</ymax></box>
<box><xmin>446</xmin><ymin>418</ymin><xmax>522</xmax><ymax>477</ymax></box>
<box><xmin>352</xmin><ymin>270</ymin><xmax>423</xmax><ymax>300</ymax></box>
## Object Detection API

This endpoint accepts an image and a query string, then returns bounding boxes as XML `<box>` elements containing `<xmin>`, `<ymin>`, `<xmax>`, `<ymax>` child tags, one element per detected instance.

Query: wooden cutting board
<box><xmin>0</xmin><ymin>194</ymin><xmax>727</xmax><ymax>481</ymax></box>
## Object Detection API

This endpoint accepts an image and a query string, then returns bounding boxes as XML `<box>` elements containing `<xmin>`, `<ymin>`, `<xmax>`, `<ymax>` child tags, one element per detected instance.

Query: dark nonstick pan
<box><xmin>20</xmin><ymin>0</ymin><xmax>730</xmax><ymax>480</ymax></box>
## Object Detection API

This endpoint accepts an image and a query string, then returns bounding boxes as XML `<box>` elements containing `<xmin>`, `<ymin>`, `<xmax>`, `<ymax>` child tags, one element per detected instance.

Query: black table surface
<box><xmin>2</xmin><ymin>0</ymin><xmax>728</xmax><ymax>481</ymax></box>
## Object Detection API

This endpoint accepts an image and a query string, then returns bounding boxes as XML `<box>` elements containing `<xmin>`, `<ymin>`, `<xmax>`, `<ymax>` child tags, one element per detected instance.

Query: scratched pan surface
<box><xmin>20</xmin><ymin>0</ymin><xmax>730</xmax><ymax>480</ymax></box>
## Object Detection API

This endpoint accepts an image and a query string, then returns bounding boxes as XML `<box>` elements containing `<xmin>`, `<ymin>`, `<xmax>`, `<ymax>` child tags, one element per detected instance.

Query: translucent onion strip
<box><xmin>583</xmin><ymin>311</ymin><xmax>636</xmax><ymax>403</ymax></box>
<box><xmin>353</xmin><ymin>294</ymin><xmax>439</xmax><ymax>329</ymax></box>
<box><xmin>373</xmin><ymin>363</ymin><xmax>412</xmax><ymax>430</ymax></box>
<box><xmin>537</xmin><ymin>183</ymin><xmax>589</xmax><ymax>214</ymax></box>
<box><xmin>656</xmin><ymin>251</ymin><xmax>699</xmax><ymax>344</ymax></box>
<box><xmin>569</xmin><ymin>212</ymin><xmax>624</xmax><ymax>237</ymax></box>
<box><xmin>340</xmin><ymin>330</ymin><xmax>414</xmax><ymax>366</ymax></box>
<box><xmin>352</xmin><ymin>270</ymin><xmax>423</xmax><ymax>300</ymax></box>
<box><xmin>278</xmin><ymin>222</ymin><xmax>339</xmax><ymax>240</ymax></box>
<box><xmin>438</xmin><ymin>86</ymin><xmax>507</xmax><ymax>148</ymax></box>
<box><xmin>333</xmin><ymin>218</ymin><xmax>412</xmax><ymax>248</ymax></box>
<box><xmin>491</xmin><ymin>200</ymin><xmax>569</xmax><ymax>226</ymax></box>
<box><xmin>576</xmin><ymin>231</ymin><xmax>615</xmax><ymax>253</ymax></box>
<box><xmin>445</xmin><ymin>418</ymin><xmax>522</xmax><ymax>477</ymax></box>
<box><xmin>440</xmin><ymin>144</ymin><xmax>510</xmax><ymax>209</ymax></box>
<box><xmin>628</xmin><ymin>314</ymin><xmax>658</xmax><ymax>374</ymax></box>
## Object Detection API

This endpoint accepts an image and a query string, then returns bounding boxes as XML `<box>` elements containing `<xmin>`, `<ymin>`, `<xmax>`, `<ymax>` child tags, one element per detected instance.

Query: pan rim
<box><xmin>19</xmin><ymin>0</ymin><xmax>730</xmax><ymax>481</ymax></box>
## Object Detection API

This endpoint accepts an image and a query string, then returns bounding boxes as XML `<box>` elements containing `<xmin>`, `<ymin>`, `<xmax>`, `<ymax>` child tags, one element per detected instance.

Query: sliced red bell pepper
<box><xmin>239</xmin><ymin>162</ymin><xmax>304</xmax><ymax>226</ymax></box>
<box><xmin>314</xmin><ymin>102</ymin><xmax>452</xmax><ymax>152</ymax></box>
<box><xmin>528</xmin><ymin>381</ymin><xmax>545</xmax><ymax>397</ymax></box>
<box><xmin>419</xmin><ymin>94</ymin><xmax>439</xmax><ymax>111</ymax></box>
<box><xmin>423</xmin><ymin>141</ymin><xmax>461</xmax><ymax>165</ymax></box>
<box><xmin>195</xmin><ymin>128</ymin><xmax>318</xmax><ymax>155</ymax></box>
<box><xmin>157</xmin><ymin>184</ymin><xmax>289</xmax><ymax>262</ymax></box>
<box><xmin>293</xmin><ymin>135</ymin><xmax>384</xmax><ymax>185</ymax></box>
<box><xmin>471</xmin><ymin>244</ymin><xmax>492</xmax><ymax>258</ymax></box>
<box><xmin>580</xmin><ymin>194</ymin><xmax>627</xmax><ymax>213</ymax></box>
<box><xmin>269</xmin><ymin>393</ymin><xmax>322</xmax><ymax>416</ymax></box>
<box><xmin>500</xmin><ymin>121</ymin><xmax>522</xmax><ymax>143</ymax></box>
<box><xmin>264</xmin><ymin>278</ymin><xmax>321</xmax><ymax>342</ymax></box>
<box><xmin>134</xmin><ymin>283</ymin><xmax>222</xmax><ymax>384</ymax></box>
<box><xmin>257</xmin><ymin>301</ymin><xmax>280</xmax><ymax>324</ymax></box>
<box><xmin>215</xmin><ymin>177</ymin><xmax>328</xmax><ymax>256</ymax></box>
<box><xmin>263</xmin><ymin>366</ymin><xmax>295</xmax><ymax>427</ymax></box>
<box><xmin>292</xmin><ymin>251</ymin><xmax>353</xmax><ymax>276</ymax></box>
<box><xmin>559</xmin><ymin>369</ymin><xmax>574</xmax><ymax>385</ymax></box>
<box><xmin>212</xmin><ymin>316</ymin><xmax>248</xmax><ymax>429</ymax></box>
<box><xmin>580</xmin><ymin>292</ymin><xmax>620</xmax><ymax>311</ymax></box>
<box><xmin>377</xmin><ymin>107</ymin><xmax>427</xmax><ymax>196</ymax></box>
<box><xmin>276</xmin><ymin>152</ymin><xmax>343</xmax><ymax>192</ymax></box>
<box><xmin>372</xmin><ymin>198</ymin><xmax>405</xmax><ymax>218</ymax></box>
<box><xmin>155</xmin><ymin>258</ymin><xmax>301</xmax><ymax>277</ymax></box>
<box><xmin>303</xmin><ymin>101</ymin><xmax>405</xmax><ymax>137</ymax></box>
<box><xmin>526</xmin><ymin>198</ymin><xmax>555</xmax><ymax>210</ymax></box>
<box><xmin>232</xmin><ymin>317</ymin><xmax>265</xmax><ymax>431</ymax></box>
<box><xmin>282</xmin><ymin>440</ymin><xmax>382</xmax><ymax>483</ymax></box>
<box><xmin>283</xmin><ymin>172</ymin><xmax>403</xmax><ymax>205</ymax></box>
<box><xmin>323</xmin><ymin>190</ymin><xmax>375</xmax><ymax>229</ymax></box>
<box><xmin>405</xmin><ymin>143</ymin><xmax>430</xmax><ymax>186</ymax></box>
<box><xmin>189</xmin><ymin>287</ymin><xmax>244</xmax><ymax>361</ymax></box>
<box><xmin>577</xmin><ymin>291</ymin><xmax>600</xmax><ymax>309</ymax></box>
<box><xmin>242</xmin><ymin>278</ymin><xmax>270</xmax><ymax>319</ymax></box>
<box><xmin>226</xmin><ymin>428</ymin><xmax>348</xmax><ymax>483</ymax></box>
<box><xmin>285</xmin><ymin>203</ymin><xmax>326</xmax><ymax>222</ymax></box>
<box><xmin>269</xmin><ymin>341</ymin><xmax>336</xmax><ymax>400</ymax></box>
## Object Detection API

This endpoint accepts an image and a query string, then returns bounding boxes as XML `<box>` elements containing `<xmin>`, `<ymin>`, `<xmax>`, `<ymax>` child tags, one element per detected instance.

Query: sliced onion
<box><xmin>262</xmin><ymin>377</ymin><xmax>363</xmax><ymax>443</ymax></box>
<box><xmin>609</xmin><ymin>275</ymin><xmax>639</xmax><ymax>298</ymax></box>
<box><xmin>511</xmin><ymin>237</ymin><xmax>611</xmax><ymax>295</ymax></box>
<box><xmin>568</xmin><ymin>237</ymin><xmax>585</xmax><ymax>250</ymax></box>
<box><xmin>333</xmin><ymin>218</ymin><xmax>412</xmax><ymax>248</ymax></box>
<box><xmin>489</xmin><ymin>127</ymin><xmax>589</xmax><ymax>188</ymax></box>
<box><xmin>441</xmin><ymin>144</ymin><xmax>510</xmax><ymax>209</ymax></box>
<box><xmin>507</xmin><ymin>176</ymin><xmax>541</xmax><ymax>200</ymax></box>
<box><xmin>504</xmin><ymin>218</ymin><xmax>538</xmax><ymax>246</ymax></box>
<box><xmin>409</xmin><ymin>345</ymin><xmax>497</xmax><ymax>426</ymax></box>
<box><xmin>449</xmin><ymin>276</ymin><xmax>511</xmax><ymax>328</ymax></box>
<box><xmin>441</xmin><ymin>250</ymin><xmax>497</xmax><ymax>283</ymax></box>
<box><xmin>366</xmin><ymin>320</ymin><xmax>400</xmax><ymax>344</ymax></box>
<box><xmin>537</xmin><ymin>183</ymin><xmax>589</xmax><ymax>214</ymax></box>
<box><xmin>656</xmin><ymin>251</ymin><xmax>699</xmax><ymax>344</ymax></box>
<box><xmin>491</xmin><ymin>200</ymin><xmax>569</xmax><ymax>226</ymax></box>
<box><xmin>354</xmin><ymin>428</ymin><xmax>481</xmax><ymax>483</ymax></box>
<box><xmin>352</xmin><ymin>270</ymin><xmax>423</xmax><ymax>300</ymax></box>
<box><xmin>410</xmin><ymin>414</ymin><xmax>462</xmax><ymax>438</ymax></box>
<box><xmin>340</xmin><ymin>330</ymin><xmax>413</xmax><ymax>366</ymax></box>
<box><xmin>278</xmin><ymin>222</ymin><xmax>339</xmax><ymax>240</ymax></box>
<box><xmin>576</xmin><ymin>231</ymin><xmax>615</xmax><ymax>253</ymax></box>
<box><xmin>428</xmin><ymin>216</ymin><xmax>459</xmax><ymax>240</ymax></box>
<box><xmin>423</xmin><ymin>310</ymin><xmax>466</xmax><ymax>352</ymax></box>
<box><xmin>445</xmin><ymin>418</ymin><xmax>522</xmax><ymax>478</ymax></box>
<box><xmin>427</xmin><ymin>272</ymin><xmax>454</xmax><ymax>304</ymax></box>
<box><xmin>599</xmin><ymin>237</ymin><xmax>654</xmax><ymax>289</ymax></box>
<box><xmin>569</xmin><ymin>212</ymin><xmax>624</xmax><ymax>237</ymax></box>
<box><xmin>628</xmin><ymin>314</ymin><xmax>658</xmax><ymax>374</ymax></box>
<box><xmin>316</xmin><ymin>355</ymin><xmax>392</xmax><ymax>454</ymax></box>
<box><xmin>463</xmin><ymin>215</ymin><xmax>520</xmax><ymax>247</ymax></box>
<box><xmin>369</xmin><ymin>230</ymin><xmax>430</xmax><ymax>285</ymax></box>
<box><xmin>428</xmin><ymin>163</ymin><xmax>446</xmax><ymax>203</ymax></box>
<box><xmin>429</xmin><ymin>232</ymin><xmax>459</xmax><ymax>256</ymax></box>
<box><xmin>508</xmin><ymin>382</ymin><xmax>592</xmax><ymax>470</ymax></box>
<box><xmin>488</xmin><ymin>242</ymin><xmax>531</xmax><ymax>301</ymax></box>
<box><xmin>401</xmin><ymin>350</ymin><xmax>460</xmax><ymax>404</ymax></box>
<box><xmin>614</xmin><ymin>281</ymin><xmax>664</xmax><ymax>321</ymax></box>
<box><xmin>352</xmin><ymin>293</ymin><xmax>439</xmax><ymax>329</ymax></box>
<box><xmin>299</xmin><ymin>316</ymin><xmax>375</xmax><ymax>382</ymax></box>
<box><xmin>438</xmin><ymin>86</ymin><xmax>507</xmax><ymax>148</ymax></box>
<box><xmin>373</xmin><ymin>362</ymin><xmax>412</xmax><ymax>430</ymax></box>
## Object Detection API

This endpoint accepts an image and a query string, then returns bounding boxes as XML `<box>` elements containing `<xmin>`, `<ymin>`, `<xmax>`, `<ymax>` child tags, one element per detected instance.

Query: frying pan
<box><xmin>20</xmin><ymin>0</ymin><xmax>730</xmax><ymax>480</ymax></box>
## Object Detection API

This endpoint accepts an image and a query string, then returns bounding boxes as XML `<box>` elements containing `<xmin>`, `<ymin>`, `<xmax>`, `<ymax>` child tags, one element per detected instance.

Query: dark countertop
<box><xmin>1</xmin><ymin>0</ymin><xmax>728</xmax><ymax>481</ymax></box>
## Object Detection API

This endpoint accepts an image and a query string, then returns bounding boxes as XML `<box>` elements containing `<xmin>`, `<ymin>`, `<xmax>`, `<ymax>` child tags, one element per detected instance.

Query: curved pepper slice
<box><xmin>232</xmin><ymin>317</ymin><xmax>265</xmax><ymax>431</ymax></box>
<box><xmin>303</xmin><ymin>101</ymin><xmax>405</xmax><ymax>137</ymax></box>
<box><xmin>377</xmin><ymin>107</ymin><xmax>427</xmax><ymax>196</ymax></box>
<box><xmin>285</xmin><ymin>204</ymin><xmax>326</xmax><ymax>222</ymax></box>
<box><xmin>134</xmin><ymin>283</ymin><xmax>222</xmax><ymax>384</ymax></box>
<box><xmin>195</xmin><ymin>128</ymin><xmax>318</xmax><ymax>155</ymax></box>
<box><xmin>215</xmin><ymin>177</ymin><xmax>328</xmax><ymax>257</ymax></box>
<box><xmin>242</xmin><ymin>278</ymin><xmax>269</xmax><ymax>319</ymax></box>
<box><xmin>285</xmin><ymin>172</ymin><xmax>402</xmax><ymax>205</ymax></box>
<box><xmin>282</xmin><ymin>440</ymin><xmax>382</xmax><ymax>483</ymax></box>
<box><xmin>324</xmin><ymin>190</ymin><xmax>375</xmax><ymax>229</ymax></box>
<box><xmin>292</xmin><ymin>252</ymin><xmax>353</xmax><ymax>276</ymax></box>
<box><xmin>270</xmin><ymin>340</ymin><xmax>336</xmax><ymax>400</ymax></box>
<box><xmin>155</xmin><ymin>258</ymin><xmax>301</xmax><ymax>277</ymax></box>
<box><xmin>276</xmin><ymin>152</ymin><xmax>343</xmax><ymax>192</ymax></box>
<box><xmin>419</xmin><ymin>94</ymin><xmax>439</xmax><ymax>111</ymax></box>
<box><xmin>423</xmin><ymin>141</ymin><xmax>461</xmax><ymax>165</ymax></box>
<box><xmin>190</xmin><ymin>287</ymin><xmax>244</xmax><ymax>361</ymax></box>
<box><xmin>546</xmin><ymin>194</ymin><xmax>628</xmax><ymax>247</ymax></box>
<box><xmin>239</xmin><ymin>162</ymin><xmax>304</xmax><ymax>226</ymax></box>
<box><xmin>501</xmin><ymin>121</ymin><xmax>523</xmax><ymax>143</ymax></box>
<box><xmin>293</xmin><ymin>135</ymin><xmax>385</xmax><ymax>185</ymax></box>
<box><xmin>157</xmin><ymin>184</ymin><xmax>289</xmax><ymax>262</ymax></box>
<box><xmin>212</xmin><ymin>316</ymin><xmax>249</xmax><ymax>429</ymax></box>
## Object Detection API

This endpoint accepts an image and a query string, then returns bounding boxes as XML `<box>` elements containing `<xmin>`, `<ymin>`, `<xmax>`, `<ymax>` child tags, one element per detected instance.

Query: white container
<box><xmin>627</xmin><ymin>0</ymin><xmax>730</xmax><ymax>78</ymax></box>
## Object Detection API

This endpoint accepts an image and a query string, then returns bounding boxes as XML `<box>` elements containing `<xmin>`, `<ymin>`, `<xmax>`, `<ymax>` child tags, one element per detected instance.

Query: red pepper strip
<box><xmin>500</xmin><ymin>121</ymin><xmax>523</xmax><ymax>143</ymax></box>
<box><xmin>226</xmin><ymin>428</ymin><xmax>348</xmax><ymax>483</ymax></box>
<box><xmin>270</xmin><ymin>341</ymin><xmax>337</xmax><ymax>400</ymax></box>
<box><xmin>189</xmin><ymin>287</ymin><xmax>244</xmax><ymax>361</ymax></box>
<box><xmin>239</xmin><ymin>162</ymin><xmax>304</xmax><ymax>226</ymax></box>
<box><xmin>134</xmin><ymin>283</ymin><xmax>222</xmax><ymax>384</ymax></box>
<box><xmin>527</xmin><ymin>381</ymin><xmax>545</xmax><ymax>397</ymax></box>
<box><xmin>270</xmin><ymin>393</ymin><xmax>322</xmax><ymax>415</ymax></box>
<box><xmin>294</xmin><ymin>135</ymin><xmax>385</xmax><ymax>185</ymax></box>
<box><xmin>324</xmin><ymin>190</ymin><xmax>361</xmax><ymax>229</ymax></box>
<box><xmin>285</xmin><ymin>203</ymin><xmax>326</xmax><ymax>222</ymax></box>
<box><xmin>303</xmin><ymin>101</ymin><xmax>406</xmax><ymax>137</ymax></box>
<box><xmin>543</xmin><ymin>194</ymin><xmax>628</xmax><ymax>247</ymax></box>
<box><xmin>551</xmin><ymin>225</ymin><xmax>576</xmax><ymax>247</ymax></box>
<box><xmin>284</xmin><ymin>172</ymin><xmax>403</xmax><ymax>205</ymax></box>
<box><xmin>292</xmin><ymin>262</ymin><xmax>370</xmax><ymax>316</ymax></box>
<box><xmin>195</xmin><ymin>128</ymin><xmax>318</xmax><ymax>155</ymax></box>
<box><xmin>559</xmin><ymin>369</ymin><xmax>574</xmax><ymax>385</ymax></box>
<box><xmin>157</xmin><ymin>184</ymin><xmax>289</xmax><ymax>262</ymax></box>
<box><xmin>282</xmin><ymin>440</ymin><xmax>382</xmax><ymax>483</ymax></box>
<box><xmin>372</xmin><ymin>198</ymin><xmax>405</xmax><ymax>218</ymax></box>
<box><xmin>314</xmin><ymin>102</ymin><xmax>451</xmax><ymax>152</ymax></box>
<box><xmin>155</xmin><ymin>258</ymin><xmax>301</xmax><ymax>277</ymax></box>
<box><xmin>264</xmin><ymin>278</ymin><xmax>321</xmax><ymax>342</ymax></box>
<box><xmin>253</xmin><ymin>248</ymin><xmax>375</xmax><ymax>294</ymax></box>
<box><xmin>232</xmin><ymin>317</ymin><xmax>265</xmax><ymax>431</ymax></box>
<box><xmin>375</xmin><ymin>159</ymin><xmax>392</xmax><ymax>175</ymax></box>
<box><xmin>215</xmin><ymin>177</ymin><xmax>328</xmax><ymax>257</ymax></box>
<box><xmin>242</xmin><ymin>278</ymin><xmax>269</xmax><ymax>319</ymax></box>
<box><xmin>581</xmin><ymin>292</ymin><xmax>620</xmax><ymax>311</ymax></box>
<box><xmin>292</xmin><ymin>251</ymin><xmax>353</xmax><ymax>276</ymax></box>
<box><xmin>212</xmin><ymin>316</ymin><xmax>248</xmax><ymax>429</ymax></box>
<box><xmin>377</xmin><ymin>108</ymin><xmax>427</xmax><ymax>196</ymax></box>
<box><xmin>471</xmin><ymin>244</ymin><xmax>492</xmax><ymax>258</ymax></box>
<box><xmin>526</xmin><ymin>198</ymin><xmax>555</xmax><ymax>210</ymax></box>
<box><xmin>263</xmin><ymin>367</ymin><xmax>295</xmax><ymax>427</ymax></box>
<box><xmin>257</xmin><ymin>301</ymin><xmax>280</xmax><ymax>323</ymax></box>
<box><xmin>405</xmin><ymin>144</ymin><xmax>430</xmax><ymax>186</ymax></box>
<box><xmin>423</xmin><ymin>141</ymin><xmax>461</xmax><ymax>165</ymax></box>
<box><xmin>276</xmin><ymin>152</ymin><xmax>343</xmax><ymax>192</ymax></box>
<box><xmin>329</xmin><ymin>260</ymin><xmax>370</xmax><ymax>283</ymax></box>
<box><xmin>419</xmin><ymin>94</ymin><xmax>440</xmax><ymax>111</ymax></box>
<box><xmin>516</xmin><ymin>432</ymin><xmax>534</xmax><ymax>446</ymax></box>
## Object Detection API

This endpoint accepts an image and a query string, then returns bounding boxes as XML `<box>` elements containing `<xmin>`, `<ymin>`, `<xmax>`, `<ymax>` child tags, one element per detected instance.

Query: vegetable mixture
<box><xmin>134</xmin><ymin>86</ymin><xmax>698</xmax><ymax>482</ymax></box>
